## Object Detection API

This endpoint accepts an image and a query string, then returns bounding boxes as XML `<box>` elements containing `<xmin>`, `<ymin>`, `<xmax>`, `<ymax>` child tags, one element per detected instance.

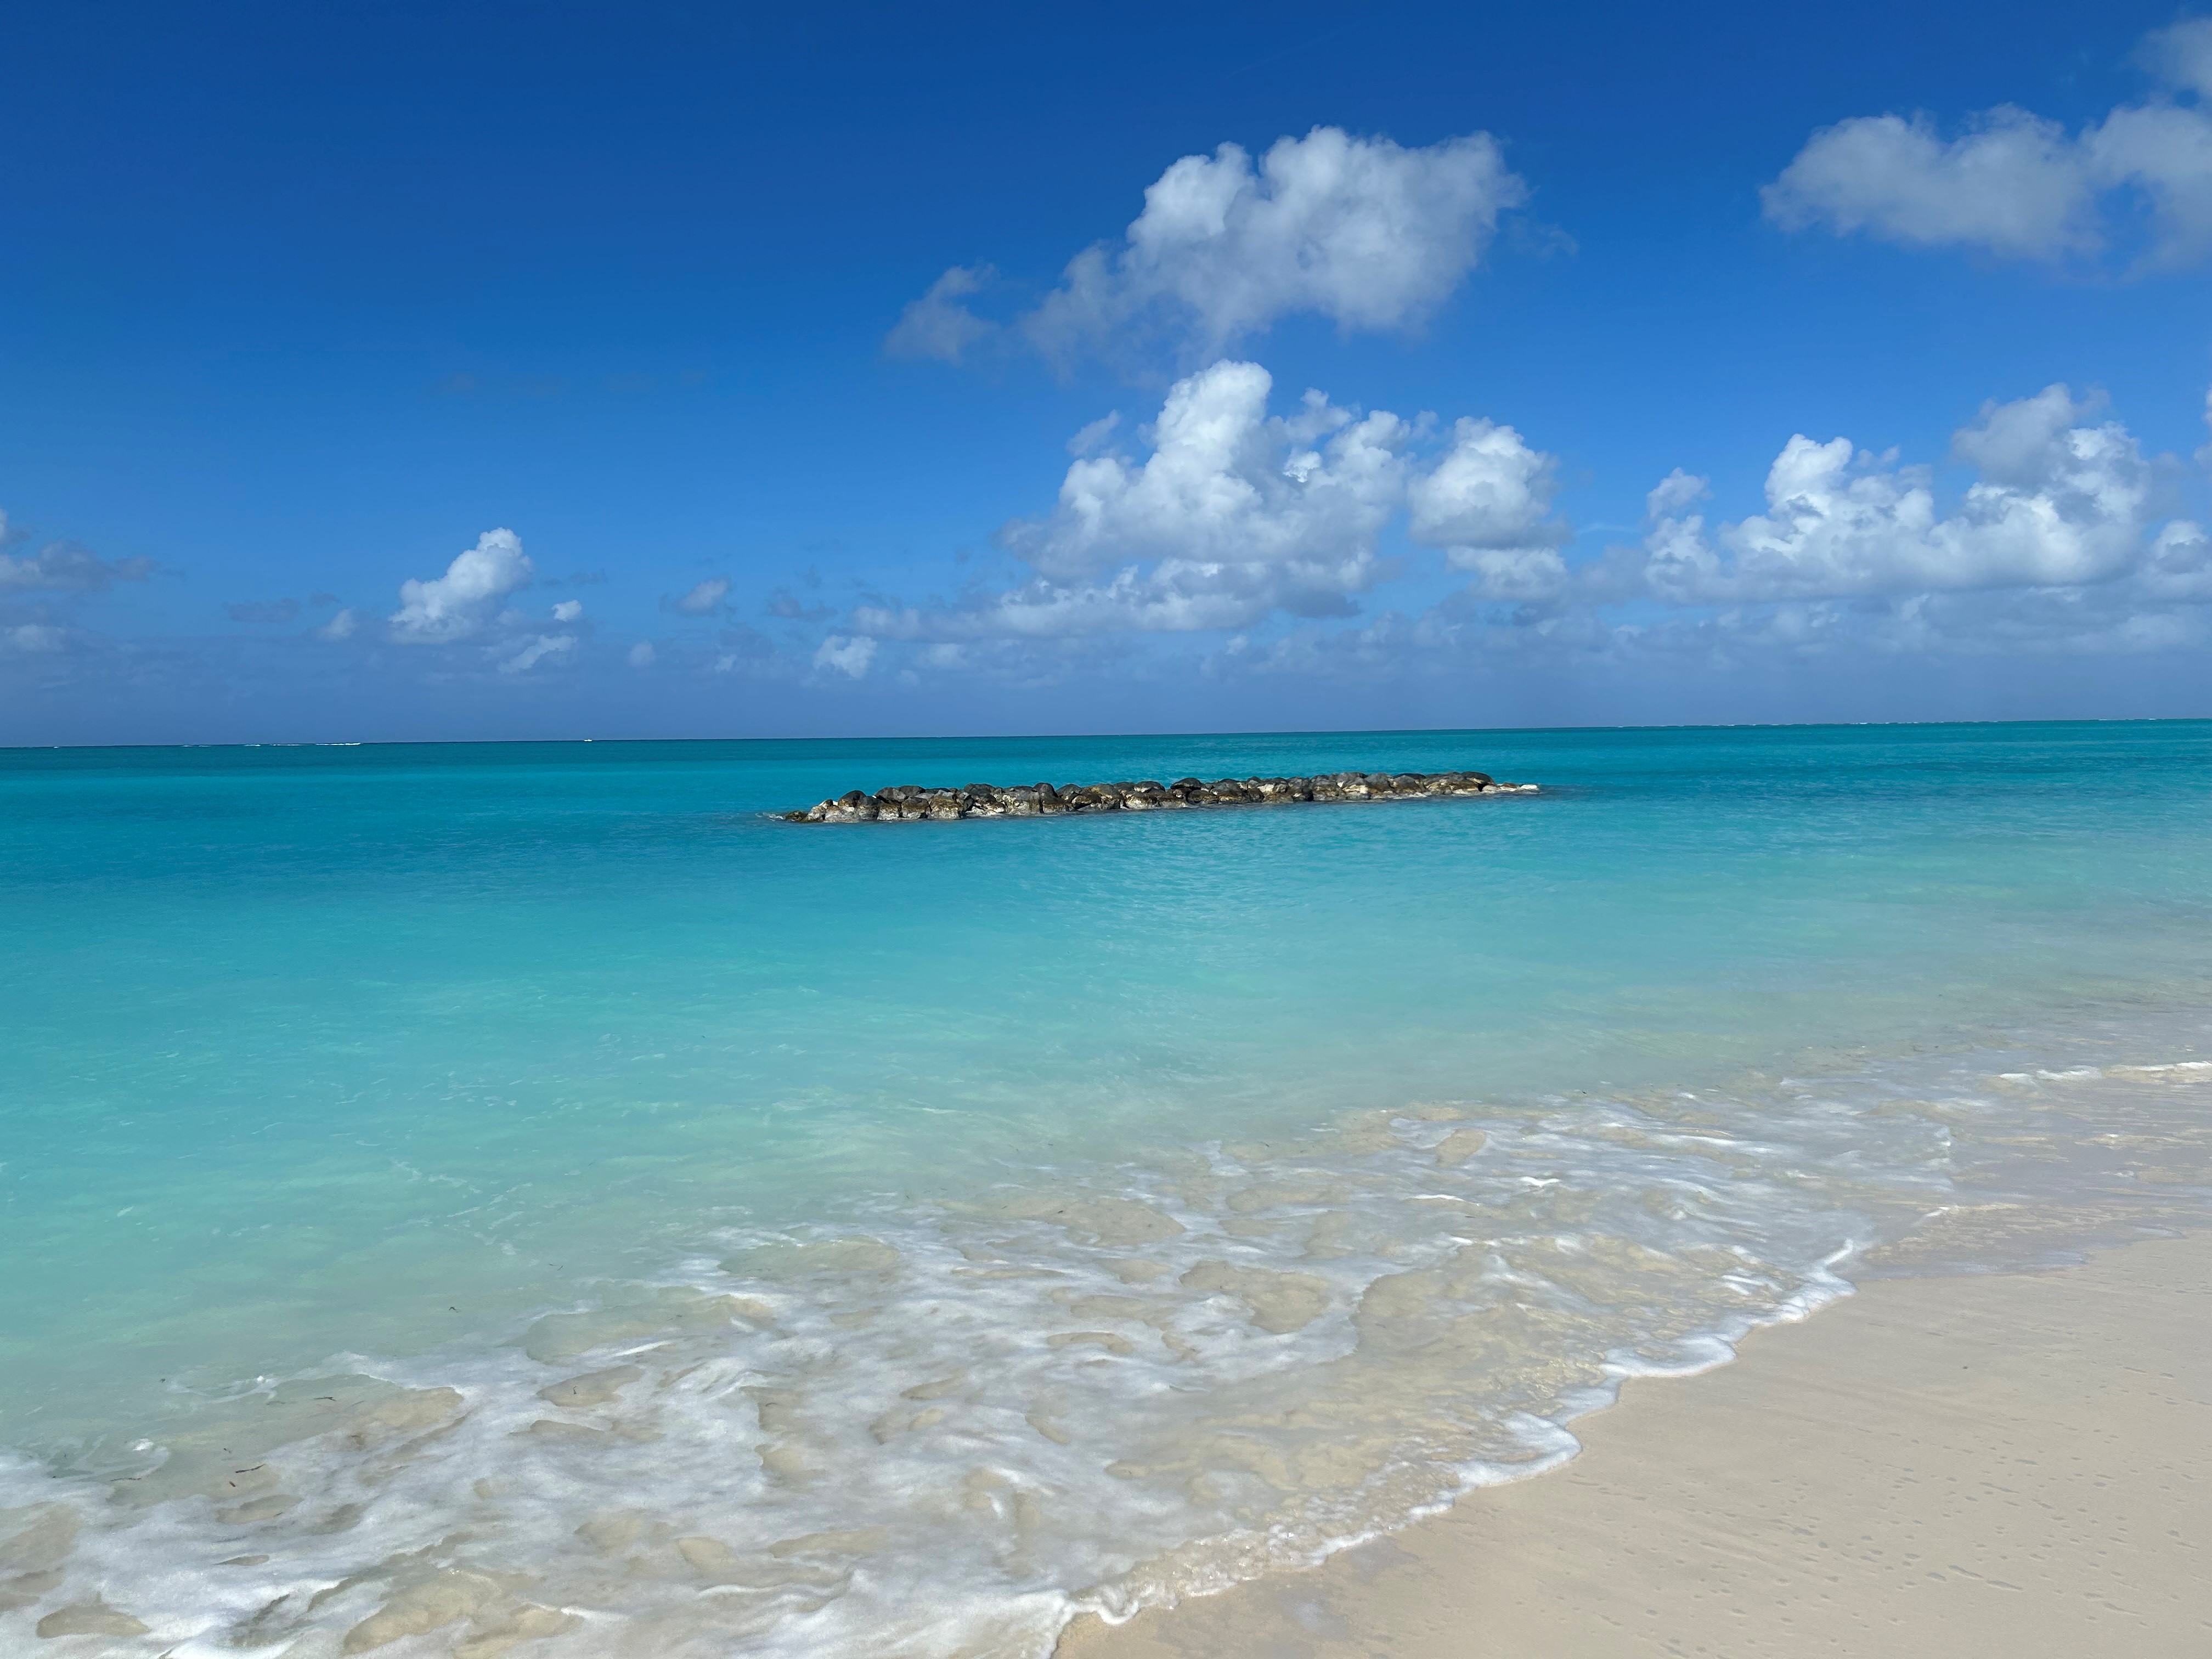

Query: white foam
<box><xmin>5</xmin><ymin>1039</ymin><xmax>2210</xmax><ymax>1657</ymax></box>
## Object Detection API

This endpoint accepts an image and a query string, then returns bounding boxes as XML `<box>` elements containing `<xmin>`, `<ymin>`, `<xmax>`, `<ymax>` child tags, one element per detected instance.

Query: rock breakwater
<box><xmin>787</xmin><ymin>769</ymin><xmax>1538</xmax><ymax>822</ymax></box>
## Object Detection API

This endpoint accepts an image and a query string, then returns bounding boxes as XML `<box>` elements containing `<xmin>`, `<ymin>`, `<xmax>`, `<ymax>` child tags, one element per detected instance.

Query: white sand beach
<box><xmin>1060</xmin><ymin>1232</ymin><xmax>2212</xmax><ymax>1659</ymax></box>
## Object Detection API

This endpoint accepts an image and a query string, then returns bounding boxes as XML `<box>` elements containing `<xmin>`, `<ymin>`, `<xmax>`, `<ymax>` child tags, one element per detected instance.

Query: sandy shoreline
<box><xmin>1058</xmin><ymin>1231</ymin><xmax>2212</xmax><ymax>1658</ymax></box>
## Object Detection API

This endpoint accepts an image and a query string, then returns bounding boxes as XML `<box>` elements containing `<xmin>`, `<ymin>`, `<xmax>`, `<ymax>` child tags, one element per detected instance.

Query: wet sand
<box><xmin>1058</xmin><ymin>1231</ymin><xmax>2211</xmax><ymax>1659</ymax></box>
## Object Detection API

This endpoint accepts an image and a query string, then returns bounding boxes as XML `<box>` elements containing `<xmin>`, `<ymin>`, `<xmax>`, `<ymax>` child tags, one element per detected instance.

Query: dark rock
<box><xmin>786</xmin><ymin>766</ymin><xmax>1534</xmax><ymax>822</ymax></box>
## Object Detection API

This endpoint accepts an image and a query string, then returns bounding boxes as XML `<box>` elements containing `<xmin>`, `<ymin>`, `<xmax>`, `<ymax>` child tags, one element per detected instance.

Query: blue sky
<box><xmin>5</xmin><ymin>0</ymin><xmax>2211</xmax><ymax>743</ymax></box>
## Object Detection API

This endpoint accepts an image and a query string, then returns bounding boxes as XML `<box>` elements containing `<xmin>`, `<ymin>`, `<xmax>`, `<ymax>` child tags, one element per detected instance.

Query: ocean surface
<box><xmin>3</xmin><ymin>722</ymin><xmax>2210</xmax><ymax>1656</ymax></box>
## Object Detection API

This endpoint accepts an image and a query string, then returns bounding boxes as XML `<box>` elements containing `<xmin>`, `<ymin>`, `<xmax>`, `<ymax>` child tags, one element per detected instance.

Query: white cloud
<box><xmin>2148</xmin><ymin>18</ymin><xmax>2212</xmax><ymax>99</ymax></box>
<box><xmin>391</xmin><ymin>528</ymin><xmax>533</xmax><ymax>642</ymax></box>
<box><xmin>884</xmin><ymin>264</ymin><xmax>997</xmax><ymax>363</ymax></box>
<box><xmin>1011</xmin><ymin>362</ymin><xmax>1409</xmax><ymax>581</ymax></box>
<box><xmin>1226</xmin><ymin>380</ymin><xmax>2212</xmax><ymax>686</ymax></box>
<box><xmin>896</xmin><ymin>127</ymin><xmax>1527</xmax><ymax>369</ymax></box>
<box><xmin>1066</xmin><ymin>412</ymin><xmax>1121</xmax><ymax>456</ymax></box>
<box><xmin>859</xmin><ymin>362</ymin><xmax>1404</xmax><ymax>637</ymax></box>
<box><xmin>2141</xmin><ymin>520</ymin><xmax>2212</xmax><ymax>599</ymax></box>
<box><xmin>315</xmin><ymin>608</ymin><xmax>358</xmax><ymax>641</ymax></box>
<box><xmin>1764</xmin><ymin>108</ymin><xmax>2096</xmax><ymax>258</ymax></box>
<box><xmin>627</xmin><ymin>640</ymin><xmax>657</xmax><ymax>668</ymax></box>
<box><xmin>1646</xmin><ymin>469</ymin><xmax>1711</xmax><ymax>519</ymax></box>
<box><xmin>838</xmin><ymin>364</ymin><xmax>2207</xmax><ymax>685</ymax></box>
<box><xmin>1636</xmin><ymin>386</ymin><xmax>2158</xmax><ymax>603</ymax></box>
<box><xmin>1406</xmin><ymin>416</ymin><xmax>1567</xmax><ymax>596</ymax></box>
<box><xmin>813</xmin><ymin>634</ymin><xmax>877</xmax><ymax>678</ymax></box>
<box><xmin>671</xmin><ymin>577</ymin><xmax>730</xmax><ymax>616</ymax></box>
<box><xmin>552</xmin><ymin>599</ymin><xmax>584</xmax><ymax>622</ymax></box>
<box><xmin>0</xmin><ymin>540</ymin><xmax>156</xmax><ymax>592</ymax></box>
<box><xmin>1765</xmin><ymin>21</ymin><xmax>2212</xmax><ymax>267</ymax></box>
<box><xmin>1678</xmin><ymin>577</ymin><xmax>2212</xmax><ymax>663</ymax></box>
<box><xmin>1449</xmin><ymin>546</ymin><xmax>1572</xmax><ymax>601</ymax></box>
<box><xmin>854</xmin><ymin>358</ymin><xmax>1570</xmax><ymax>640</ymax></box>
<box><xmin>2084</xmin><ymin>101</ymin><xmax>2212</xmax><ymax>264</ymax></box>
<box><xmin>496</xmin><ymin>633</ymin><xmax>576</xmax><ymax>675</ymax></box>
<box><xmin>4</xmin><ymin>622</ymin><xmax>67</xmax><ymax>654</ymax></box>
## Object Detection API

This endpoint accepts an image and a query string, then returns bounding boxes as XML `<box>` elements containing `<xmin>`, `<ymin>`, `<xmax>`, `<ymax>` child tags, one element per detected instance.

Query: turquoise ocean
<box><xmin>3</xmin><ymin>723</ymin><xmax>2210</xmax><ymax>1655</ymax></box>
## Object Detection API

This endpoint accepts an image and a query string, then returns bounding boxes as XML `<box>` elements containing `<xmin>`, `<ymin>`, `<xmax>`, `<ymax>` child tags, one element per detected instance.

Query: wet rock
<box><xmin>787</xmin><ymin>766</ymin><xmax>1536</xmax><ymax>821</ymax></box>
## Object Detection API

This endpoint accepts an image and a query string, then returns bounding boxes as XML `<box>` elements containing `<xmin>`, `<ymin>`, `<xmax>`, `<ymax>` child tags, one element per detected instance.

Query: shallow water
<box><xmin>2</xmin><ymin>723</ymin><xmax>2209</xmax><ymax>1655</ymax></box>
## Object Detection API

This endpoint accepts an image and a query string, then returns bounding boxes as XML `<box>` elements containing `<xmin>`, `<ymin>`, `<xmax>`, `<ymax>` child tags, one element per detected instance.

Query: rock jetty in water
<box><xmin>787</xmin><ymin>769</ymin><xmax>1538</xmax><ymax>822</ymax></box>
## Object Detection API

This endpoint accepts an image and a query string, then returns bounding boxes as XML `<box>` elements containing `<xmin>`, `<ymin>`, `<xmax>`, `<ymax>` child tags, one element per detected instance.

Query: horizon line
<box><xmin>5</xmin><ymin>713</ymin><xmax>2209</xmax><ymax>755</ymax></box>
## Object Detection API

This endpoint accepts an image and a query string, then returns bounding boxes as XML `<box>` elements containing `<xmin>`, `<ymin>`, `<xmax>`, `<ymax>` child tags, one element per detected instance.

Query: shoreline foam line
<box><xmin>788</xmin><ymin>770</ymin><xmax>1539</xmax><ymax>822</ymax></box>
<box><xmin>1055</xmin><ymin>1229</ymin><xmax>2212</xmax><ymax>1659</ymax></box>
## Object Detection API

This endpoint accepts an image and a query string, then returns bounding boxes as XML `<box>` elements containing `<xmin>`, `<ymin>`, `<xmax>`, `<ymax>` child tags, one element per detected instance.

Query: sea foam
<box><xmin>7</xmin><ymin>1039</ymin><xmax>2208</xmax><ymax>1657</ymax></box>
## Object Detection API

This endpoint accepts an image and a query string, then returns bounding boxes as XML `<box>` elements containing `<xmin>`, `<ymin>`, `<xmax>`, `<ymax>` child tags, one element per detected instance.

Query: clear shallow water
<box><xmin>2</xmin><ymin>723</ymin><xmax>2210</xmax><ymax>1655</ymax></box>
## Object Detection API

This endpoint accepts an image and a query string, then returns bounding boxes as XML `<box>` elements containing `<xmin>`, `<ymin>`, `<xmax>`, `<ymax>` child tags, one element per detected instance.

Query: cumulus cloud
<box><xmin>1646</xmin><ymin>469</ymin><xmax>1711</xmax><ymax>520</ymax></box>
<box><xmin>1180</xmin><ymin>378</ymin><xmax>2212</xmax><ymax>692</ymax></box>
<box><xmin>854</xmin><ymin>359</ymin><xmax>1574</xmax><ymax>641</ymax></box>
<box><xmin>627</xmin><ymin>640</ymin><xmax>657</xmax><ymax>668</ymax></box>
<box><xmin>1406</xmin><ymin>417</ymin><xmax>1569</xmax><ymax>596</ymax></box>
<box><xmin>813</xmin><ymin>634</ymin><xmax>877</xmax><ymax>678</ymax></box>
<box><xmin>1635</xmin><ymin>386</ymin><xmax>2158</xmax><ymax>603</ymax></box>
<box><xmin>1066</xmin><ymin>413</ymin><xmax>1121</xmax><ymax>456</ymax></box>
<box><xmin>391</xmin><ymin>528</ymin><xmax>533</xmax><ymax>642</ymax></box>
<box><xmin>837</xmin><ymin>366</ymin><xmax>2207</xmax><ymax>689</ymax></box>
<box><xmin>859</xmin><ymin>362</ymin><xmax>1410</xmax><ymax>638</ymax></box>
<box><xmin>2141</xmin><ymin>519</ymin><xmax>2212</xmax><ymax>599</ymax></box>
<box><xmin>496</xmin><ymin>633</ymin><xmax>576</xmax><ymax>675</ymax></box>
<box><xmin>896</xmin><ymin>127</ymin><xmax>1527</xmax><ymax>370</ymax></box>
<box><xmin>1014</xmin><ymin>363</ymin><xmax>1408</xmax><ymax>582</ymax></box>
<box><xmin>1447</xmin><ymin>545</ymin><xmax>1574</xmax><ymax>601</ymax></box>
<box><xmin>884</xmin><ymin>264</ymin><xmax>998</xmax><ymax>363</ymax></box>
<box><xmin>1764</xmin><ymin>108</ymin><xmax>2097</xmax><ymax>259</ymax></box>
<box><xmin>316</xmin><ymin>608</ymin><xmax>358</xmax><ymax>642</ymax></box>
<box><xmin>2149</xmin><ymin>17</ymin><xmax>2212</xmax><ymax>98</ymax></box>
<box><xmin>0</xmin><ymin>540</ymin><xmax>156</xmax><ymax>592</ymax></box>
<box><xmin>1765</xmin><ymin>20</ymin><xmax>2212</xmax><ymax>268</ymax></box>
<box><xmin>669</xmin><ymin>577</ymin><xmax>730</xmax><ymax>616</ymax></box>
<box><xmin>551</xmin><ymin>599</ymin><xmax>584</xmax><ymax>622</ymax></box>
